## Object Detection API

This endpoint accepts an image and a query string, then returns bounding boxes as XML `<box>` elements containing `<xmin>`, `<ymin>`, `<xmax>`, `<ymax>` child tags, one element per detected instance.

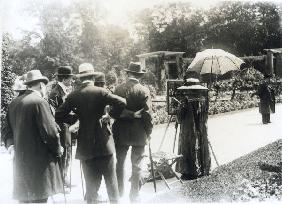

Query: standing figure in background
<box><xmin>3</xmin><ymin>70</ymin><xmax>63</xmax><ymax>203</ymax></box>
<box><xmin>49</xmin><ymin>66</ymin><xmax>74</xmax><ymax>188</ymax></box>
<box><xmin>176</xmin><ymin>78</ymin><xmax>211</xmax><ymax>180</ymax></box>
<box><xmin>252</xmin><ymin>75</ymin><xmax>275</xmax><ymax>124</ymax></box>
<box><xmin>111</xmin><ymin>62</ymin><xmax>153</xmax><ymax>202</ymax></box>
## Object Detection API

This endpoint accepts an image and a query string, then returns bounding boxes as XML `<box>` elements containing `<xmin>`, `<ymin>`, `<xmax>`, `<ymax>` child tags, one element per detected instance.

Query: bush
<box><xmin>1</xmin><ymin>34</ymin><xmax>16</xmax><ymax>132</ymax></box>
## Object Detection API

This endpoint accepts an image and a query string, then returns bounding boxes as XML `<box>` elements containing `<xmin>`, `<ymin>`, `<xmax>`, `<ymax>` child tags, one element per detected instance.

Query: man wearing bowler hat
<box><xmin>111</xmin><ymin>62</ymin><xmax>153</xmax><ymax>202</ymax></box>
<box><xmin>3</xmin><ymin>70</ymin><xmax>64</xmax><ymax>203</ymax></box>
<box><xmin>56</xmin><ymin>63</ymin><xmax>126</xmax><ymax>204</ymax></box>
<box><xmin>49</xmin><ymin>66</ymin><xmax>74</xmax><ymax>188</ymax></box>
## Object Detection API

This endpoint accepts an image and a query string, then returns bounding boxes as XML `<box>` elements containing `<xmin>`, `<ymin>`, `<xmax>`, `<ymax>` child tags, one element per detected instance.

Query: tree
<box><xmin>1</xmin><ymin>34</ymin><xmax>16</xmax><ymax>127</ymax></box>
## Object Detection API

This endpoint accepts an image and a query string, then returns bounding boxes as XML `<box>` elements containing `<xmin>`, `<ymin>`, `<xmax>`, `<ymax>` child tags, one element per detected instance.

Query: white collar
<box><xmin>82</xmin><ymin>80</ymin><xmax>94</xmax><ymax>86</ymax></box>
<box><xmin>128</xmin><ymin>77</ymin><xmax>139</xmax><ymax>83</ymax></box>
<box><xmin>58</xmin><ymin>81</ymin><xmax>68</xmax><ymax>94</ymax></box>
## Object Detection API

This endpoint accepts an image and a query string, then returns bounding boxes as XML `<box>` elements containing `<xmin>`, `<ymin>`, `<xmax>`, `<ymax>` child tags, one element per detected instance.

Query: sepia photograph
<box><xmin>1</xmin><ymin>0</ymin><xmax>282</xmax><ymax>203</ymax></box>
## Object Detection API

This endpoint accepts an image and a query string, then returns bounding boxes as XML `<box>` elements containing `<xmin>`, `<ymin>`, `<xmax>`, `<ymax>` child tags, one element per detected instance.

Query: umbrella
<box><xmin>187</xmin><ymin>49</ymin><xmax>244</xmax><ymax>75</ymax></box>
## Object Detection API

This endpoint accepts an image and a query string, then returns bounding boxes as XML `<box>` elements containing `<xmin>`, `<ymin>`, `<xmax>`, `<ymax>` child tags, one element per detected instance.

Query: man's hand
<box><xmin>69</xmin><ymin>121</ymin><xmax>79</xmax><ymax>133</ymax></box>
<box><xmin>7</xmin><ymin>145</ymin><xmax>14</xmax><ymax>155</ymax></box>
<box><xmin>59</xmin><ymin>146</ymin><xmax>64</xmax><ymax>157</ymax></box>
<box><xmin>133</xmin><ymin>108</ymin><xmax>144</xmax><ymax>119</ymax></box>
<box><xmin>101</xmin><ymin>114</ymin><xmax>111</xmax><ymax>124</ymax></box>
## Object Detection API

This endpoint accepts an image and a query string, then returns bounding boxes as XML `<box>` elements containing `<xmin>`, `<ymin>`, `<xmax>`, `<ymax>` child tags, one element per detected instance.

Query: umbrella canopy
<box><xmin>187</xmin><ymin>49</ymin><xmax>244</xmax><ymax>75</ymax></box>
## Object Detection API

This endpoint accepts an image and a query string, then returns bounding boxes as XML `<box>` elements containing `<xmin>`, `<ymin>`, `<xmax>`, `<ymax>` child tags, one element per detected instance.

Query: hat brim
<box><xmin>24</xmin><ymin>77</ymin><xmax>49</xmax><ymax>85</ymax></box>
<box><xmin>124</xmin><ymin>69</ymin><xmax>146</xmax><ymax>74</ymax></box>
<box><xmin>56</xmin><ymin>74</ymin><xmax>74</xmax><ymax>76</ymax></box>
<box><xmin>76</xmin><ymin>72</ymin><xmax>98</xmax><ymax>78</ymax></box>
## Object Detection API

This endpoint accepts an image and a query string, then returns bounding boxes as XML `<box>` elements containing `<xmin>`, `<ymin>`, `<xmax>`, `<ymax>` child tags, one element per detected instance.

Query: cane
<box><xmin>172</xmin><ymin>122</ymin><xmax>178</xmax><ymax>153</ymax></box>
<box><xmin>69</xmin><ymin>146</ymin><xmax>72</xmax><ymax>192</ymax></box>
<box><xmin>80</xmin><ymin>162</ymin><xmax>85</xmax><ymax>199</ymax></box>
<box><xmin>148</xmin><ymin>142</ymin><xmax>157</xmax><ymax>193</ymax></box>
<box><xmin>208</xmin><ymin>139</ymin><xmax>220</xmax><ymax>167</ymax></box>
<box><xmin>58</xmin><ymin>157</ymin><xmax>67</xmax><ymax>204</ymax></box>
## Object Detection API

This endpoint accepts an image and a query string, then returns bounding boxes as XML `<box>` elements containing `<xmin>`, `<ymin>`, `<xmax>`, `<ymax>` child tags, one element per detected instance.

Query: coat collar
<box><xmin>58</xmin><ymin>81</ymin><xmax>68</xmax><ymax>95</ymax></box>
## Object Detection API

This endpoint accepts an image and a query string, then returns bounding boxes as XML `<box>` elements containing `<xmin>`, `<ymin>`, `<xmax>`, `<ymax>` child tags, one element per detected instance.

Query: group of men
<box><xmin>2</xmin><ymin>62</ymin><xmax>153</xmax><ymax>204</ymax></box>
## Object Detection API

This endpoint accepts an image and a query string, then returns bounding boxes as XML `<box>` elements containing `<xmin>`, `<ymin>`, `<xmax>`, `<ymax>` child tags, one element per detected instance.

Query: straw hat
<box><xmin>76</xmin><ymin>63</ymin><xmax>97</xmax><ymax>78</ymax></box>
<box><xmin>24</xmin><ymin>70</ymin><xmax>49</xmax><ymax>85</ymax></box>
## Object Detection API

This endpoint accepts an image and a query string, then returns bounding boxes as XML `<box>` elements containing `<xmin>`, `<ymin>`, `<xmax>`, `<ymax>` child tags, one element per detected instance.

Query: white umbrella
<box><xmin>187</xmin><ymin>49</ymin><xmax>244</xmax><ymax>75</ymax></box>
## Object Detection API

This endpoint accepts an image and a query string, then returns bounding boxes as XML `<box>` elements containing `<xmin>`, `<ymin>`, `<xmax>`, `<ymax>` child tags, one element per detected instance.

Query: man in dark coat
<box><xmin>56</xmin><ymin>63</ymin><xmax>126</xmax><ymax>204</ymax></box>
<box><xmin>252</xmin><ymin>76</ymin><xmax>275</xmax><ymax>124</ymax></box>
<box><xmin>49</xmin><ymin>66</ymin><xmax>74</xmax><ymax>187</ymax></box>
<box><xmin>111</xmin><ymin>62</ymin><xmax>153</xmax><ymax>202</ymax></box>
<box><xmin>3</xmin><ymin>70</ymin><xmax>63</xmax><ymax>203</ymax></box>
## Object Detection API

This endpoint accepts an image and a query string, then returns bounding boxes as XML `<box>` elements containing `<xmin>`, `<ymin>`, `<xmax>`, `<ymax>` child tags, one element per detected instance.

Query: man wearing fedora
<box><xmin>111</xmin><ymin>62</ymin><xmax>153</xmax><ymax>202</ymax></box>
<box><xmin>4</xmin><ymin>70</ymin><xmax>64</xmax><ymax>203</ymax></box>
<box><xmin>56</xmin><ymin>63</ymin><xmax>126</xmax><ymax>204</ymax></box>
<box><xmin>49</xmin><ymin>65</ymin><xmax>74</xmax><ymax>188</ymax></box>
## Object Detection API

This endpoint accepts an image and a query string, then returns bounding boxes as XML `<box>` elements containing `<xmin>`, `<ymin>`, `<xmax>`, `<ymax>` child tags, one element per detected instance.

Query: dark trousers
<box><xmin>81</xmin><ymin>155</ymin><xmax>119</xmax><ymax>204</ymax></box>
<box><xmin>115</xmin><ymin>145</ymin><xmax>145</xmax><ymax>199</ymax></box>
<box><xmin>262</xmin><ymin>113</ymin><xmax>270</xmax><ymax>124</ymax></box>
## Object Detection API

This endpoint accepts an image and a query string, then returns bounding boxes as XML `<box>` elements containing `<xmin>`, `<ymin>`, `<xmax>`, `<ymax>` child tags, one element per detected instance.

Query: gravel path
<box><xmin>0</xmin><ymin>104</ymin><xmax>281</xmax><ymax>203</ymax></box>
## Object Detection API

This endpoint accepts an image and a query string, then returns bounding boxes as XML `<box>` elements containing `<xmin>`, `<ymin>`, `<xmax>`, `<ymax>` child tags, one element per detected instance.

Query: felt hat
<box><xmin>56</xmin><ymin>66</ymin><xmax>74</xmax><ymax>76</ymax></box>
<box><xmin>24</xmin><ymin>70</ymin><xmax>49</xmax><ymax>85</ymax></box>
<box><xmin>124</xmin><ymin>62</ymin><xmax>146</xmax><ymax>74</ymax></box>
<box><xmin>76</xmin><ymin>63</ymin><xmax>97</xmax><ymax>78</ymax></box>
<box><xmin>95</xmin><ymin>72</ymin><xmax>106</xmax><ymax>83</ymax></box>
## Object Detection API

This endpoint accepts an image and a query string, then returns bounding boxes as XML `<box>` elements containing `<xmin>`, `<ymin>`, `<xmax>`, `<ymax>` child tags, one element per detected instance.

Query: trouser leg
<box><xmin>115</xmin><ymin>145</ymin><xmax>129</xmax><ymax>197</ymax></box>
<box><xmin>81</xmin><ymin>158</ymin><xmax>102</xmax><ymax>204</ymax></box>
<box><xmin>262</xmin><ymin>114</ymin><xmax>268</xmax><ymax>124</ymax></box>
<box><xmin>129</xmin><ymin>145</ymin><xmax>145</xmax><ymax>200</ymax></box>
<box><xmin>102</xmin><ymin>155</ymin><xmax>119</xmax><ymax>203</ymax></box>
<box><xmin>266</xmin><ymin>113</ymin><xmax>270</xmax><ymax>123</ymax></box>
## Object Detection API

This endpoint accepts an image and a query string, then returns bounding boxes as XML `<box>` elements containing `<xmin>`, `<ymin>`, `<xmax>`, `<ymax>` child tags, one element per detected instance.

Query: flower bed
<box><xmin>152</xmin><ymin>92</ymin><xmax>261</xmax><ymax>125</ymax></box>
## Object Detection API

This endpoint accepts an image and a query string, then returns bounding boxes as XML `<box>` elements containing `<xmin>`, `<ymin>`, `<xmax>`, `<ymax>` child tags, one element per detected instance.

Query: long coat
<box><xmin>111</xmin><ymin>78</ymin><xmax>153</xmax><ymax>146</ymax></box>
<box><xmin>49</xmin><ymin>83</ymin><xmax>72</xmax><ymax>147</ymax></box>
<box><xmin>5</xmin><ymin>90</ymin><xmax>63</xmax><ymax>201</ymax></box>
<box><xmin>256</xmin><ymin>83</ymin><xmax>275</xmax><ymax>114</ymax></box>
<box><xmin>56</xmin><ymin>82</ymin><xmax>126</xmax><ymax>160</ymax></box>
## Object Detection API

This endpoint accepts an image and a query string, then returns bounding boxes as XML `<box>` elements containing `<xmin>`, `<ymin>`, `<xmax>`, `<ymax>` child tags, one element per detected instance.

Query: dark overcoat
<box><xmin>5</xmin><ymin>90</ymin><xmax>63</xmax><ymax>201</ymax></box>
<box><xmin>56</xmin><ymin>82</ymin><xmax>126</xmax><ymax>160</ymax></box>
<box><xmin>49</xmin><ymin>83</ymin><xmax>72</xmax><ymax>147</ymax></box>
<box><xmin>257</xmin><ymin>83</ymin><xmax>275</xmax><ymax>114</ymax></box>
<box><xmin>111</xmin><ymin>79</ymin><xmax>153</xmax><ymax>146</ymax></box>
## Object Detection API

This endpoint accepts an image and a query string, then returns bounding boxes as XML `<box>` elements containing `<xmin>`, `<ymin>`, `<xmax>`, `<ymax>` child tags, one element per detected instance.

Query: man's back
<box><xmin>56</xmin><ymin>82</ymin><xmax>126</xmax><ymax>160</ymax></box>
<box><xmin>112</xmin><ymin>79</ymin><xmax>153</xmax><ymax>146</ymax></box>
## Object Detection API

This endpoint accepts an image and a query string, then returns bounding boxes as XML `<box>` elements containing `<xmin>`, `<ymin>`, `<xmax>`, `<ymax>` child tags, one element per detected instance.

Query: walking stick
<box><xmin>80</xmin><ymin>162</ymin><xmax>85</xmax><ymax>199</ymax></box>
<box><xmin>148</xmin><ymin>142</ymin><xmax>157</xmax><ymax>193</ymax></box>
<box><xmin>59</xmin><ymin>157</ymin><xmax>67</xmax><ymax>204</ymax></box>
<box><xmin>208</xmin><ymin>139</ymin><xmax>220</xmax><ymax>167</ymax></box>
<box><xmin>158</xmin><ymin>115</ymin><xmax>173</xmax><ymax>151</ymax></box>
<box><xmin>172</xmin><ymin>122</ymin><xmax>178</xmax><ymax>153</ymax></box>
<box><xmin>69</xmin><ymin>146</ymin><xmax>72</xmax><ymax>192</ymax></box>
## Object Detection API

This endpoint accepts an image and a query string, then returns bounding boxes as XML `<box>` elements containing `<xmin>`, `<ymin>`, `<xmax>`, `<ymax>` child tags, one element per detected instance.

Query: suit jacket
<box><xmin>56</xmin><ymin>82</ymin><xmax>126</xmax><ymax>160</ymax></box>
<box><xmin>111</xmin><ymin>78</ymin><xmax>153</xmax><ymax>146</ymax></box>
<box><xmin>257</xmin><ymin>83</ymin><xmax>275</xmax><ymax>114</ymax></box>
<box><xmin>49</xmin><ymin>83</ymin><xmax>72</xmax><ymax>147</ymax></box>
<box><xmin>5</xmin><ymin>90</ymin><xmax>63</xmax><ymax>201</ymax></box>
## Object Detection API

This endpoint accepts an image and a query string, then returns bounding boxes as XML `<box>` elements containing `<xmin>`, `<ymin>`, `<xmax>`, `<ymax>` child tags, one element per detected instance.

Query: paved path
<box><xmin>0</xmin><ymin>104</ymin><xmax>281</xmax><ymax>203</ymax></box>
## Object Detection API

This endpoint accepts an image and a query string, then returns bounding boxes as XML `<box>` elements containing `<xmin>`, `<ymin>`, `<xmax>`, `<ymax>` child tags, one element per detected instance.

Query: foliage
<box><xmin>134</xmin><ymin>1</ymin><xmax>281</xmax><ymax>57</ymax></box>
<box><xmin>1</xmin><ymin>34</ymin><xmax>16</xmax><ymax>126</ymax></box>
